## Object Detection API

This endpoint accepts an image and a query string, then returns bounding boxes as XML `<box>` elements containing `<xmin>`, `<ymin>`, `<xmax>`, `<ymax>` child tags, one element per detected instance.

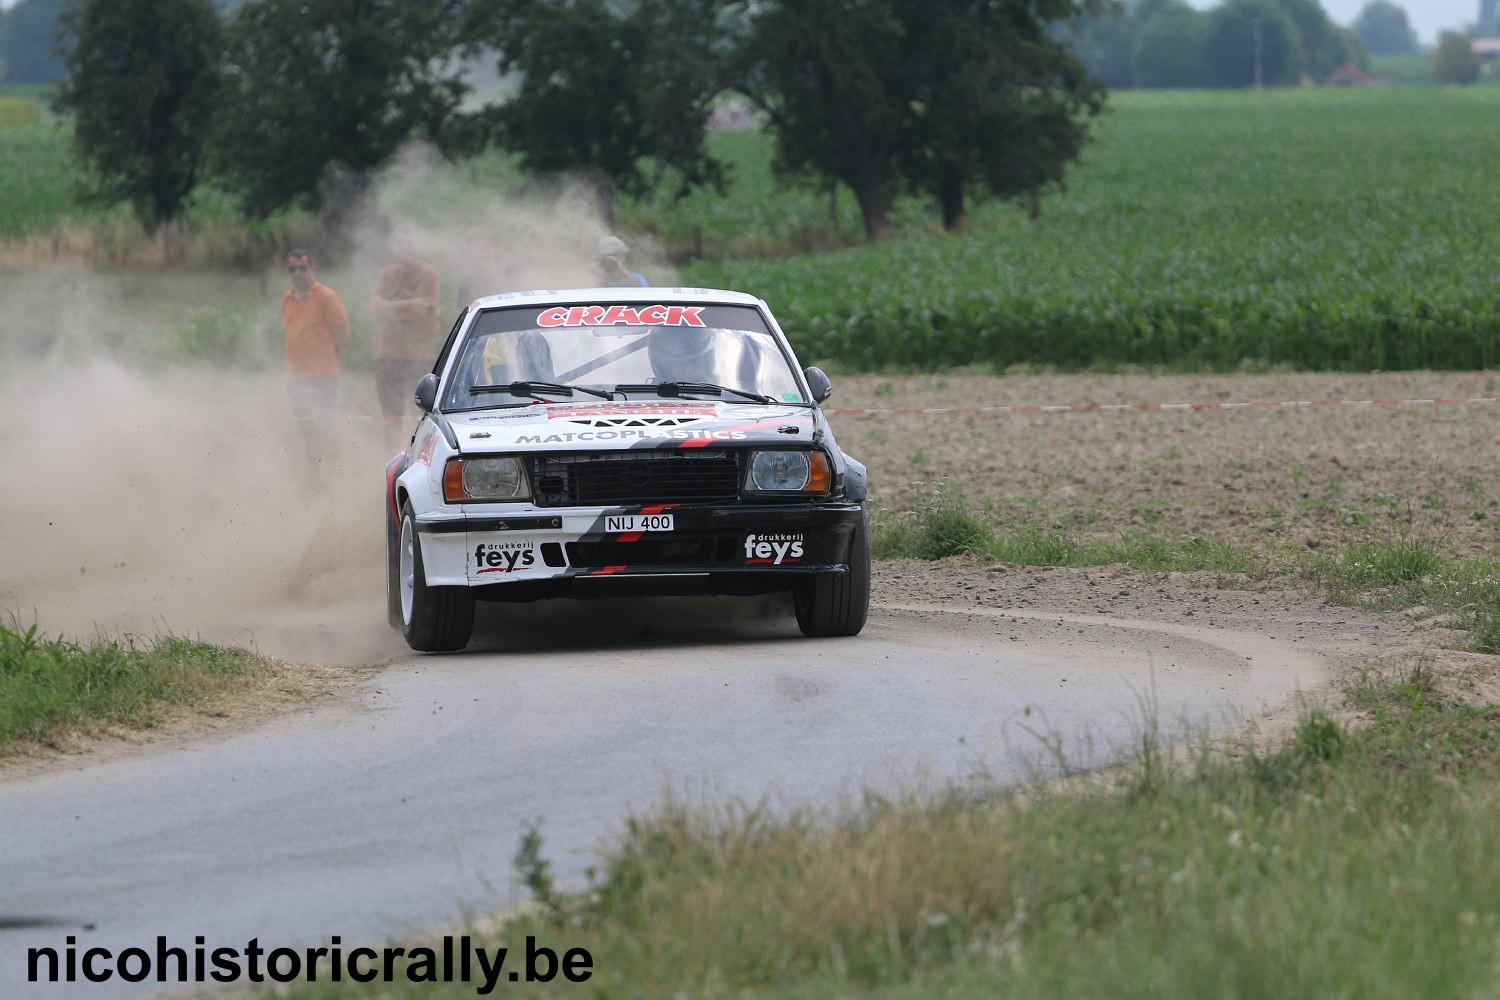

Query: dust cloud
<box><xmin>0</xmin><ymin>144</ymin><xmax>673</xmax><ymax>666</ymax></box>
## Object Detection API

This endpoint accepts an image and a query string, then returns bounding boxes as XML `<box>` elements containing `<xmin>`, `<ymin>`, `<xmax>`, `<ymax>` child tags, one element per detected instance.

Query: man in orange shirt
<box><xmin>281</xmin><ymin>248</ymin><xmax>351</xmax><ymax>481</ymax></box>
<box><xmin>369</xmin><ymin>225</ymin><xmax>441</xmax><ymax>448</ymax></box>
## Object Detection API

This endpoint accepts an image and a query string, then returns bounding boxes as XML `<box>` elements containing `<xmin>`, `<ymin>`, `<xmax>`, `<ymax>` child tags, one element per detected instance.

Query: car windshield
<box><xmin>441</xmin><ymin>302</ymin><xmax>806</xmax><ymax>411</ymax></box>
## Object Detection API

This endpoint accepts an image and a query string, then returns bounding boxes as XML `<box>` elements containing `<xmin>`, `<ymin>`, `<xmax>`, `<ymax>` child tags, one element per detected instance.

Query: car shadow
<box><xmin>463</xmin><ymin>591</ymin><xmax>805</xmax><ymax>653</ymax></box>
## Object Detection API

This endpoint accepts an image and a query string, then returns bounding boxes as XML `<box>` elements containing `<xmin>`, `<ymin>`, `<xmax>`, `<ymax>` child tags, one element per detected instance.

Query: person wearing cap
<box><xmin>596</xmin><ymin>235</ymin><xmax>648</xmax><ymax>287</ymax></box>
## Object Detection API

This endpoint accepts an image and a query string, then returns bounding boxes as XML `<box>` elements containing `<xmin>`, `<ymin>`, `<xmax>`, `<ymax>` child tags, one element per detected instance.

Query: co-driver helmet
<box><xmin>646</xmin><ymin>326</ymin><xmax>717</xmax><ymax>382</ymax></box>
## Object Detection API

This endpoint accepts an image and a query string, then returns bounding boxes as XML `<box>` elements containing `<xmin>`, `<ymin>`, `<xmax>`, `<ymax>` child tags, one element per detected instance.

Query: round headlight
<box><xmin>750</xmin><ymin>451</ymin><xmax>811</xmax><ymax>491</ymax></box>
<box><xmin>463</xmin><ymin>457</ymin><xmax>527</xmax><ymax>499</ymax></box>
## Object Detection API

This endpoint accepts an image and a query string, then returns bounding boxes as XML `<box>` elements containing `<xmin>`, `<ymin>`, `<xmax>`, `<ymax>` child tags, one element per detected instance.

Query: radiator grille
<box><xmin>567</xmin><ymin>536</ymin><xmax>741</xmax><ymax>567</ymax></box>
<box><xmin>529</xmin><ymin>451</ymin><xmax>740</xmax><ymax>507</ymax></box>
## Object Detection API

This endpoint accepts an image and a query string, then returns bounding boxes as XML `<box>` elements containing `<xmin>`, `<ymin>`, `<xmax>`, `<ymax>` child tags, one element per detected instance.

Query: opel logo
<box><xmin>622</xmin><ymin>462</ymin><xmax>652</xmax><ymax>489</ymax></box>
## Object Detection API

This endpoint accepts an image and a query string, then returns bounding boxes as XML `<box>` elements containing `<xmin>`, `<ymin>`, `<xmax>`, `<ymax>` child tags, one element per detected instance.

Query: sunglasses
<box><xmin>286</xmin><ymin>263</ymin><xmax>311</xmax><ymax>273</ymax></box>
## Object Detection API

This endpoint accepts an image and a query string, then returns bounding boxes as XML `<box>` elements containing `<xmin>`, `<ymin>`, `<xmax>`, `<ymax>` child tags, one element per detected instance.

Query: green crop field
<box><xmin>4</xmin><ymin>85</ymin><xmax>1499</xmax><ymax>372</ymax></box>
<box><xmin>678</xmin><ymin>87</ymin><xmax>1500</xmax><ymax>372</ymax></box>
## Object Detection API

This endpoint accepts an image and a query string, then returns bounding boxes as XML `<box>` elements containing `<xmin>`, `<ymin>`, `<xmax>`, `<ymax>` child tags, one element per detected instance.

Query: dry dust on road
<box><xmin>0</xmin><ymin>366</ymin><xmax>1496</xmax><ymax>773</ymax></box>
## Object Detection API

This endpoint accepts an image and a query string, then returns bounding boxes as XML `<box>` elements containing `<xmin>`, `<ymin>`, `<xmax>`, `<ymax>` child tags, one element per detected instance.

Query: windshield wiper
<box><xmin>614</xmin><ymin>381</ymin><xmax>775</xmax><ymax>404</ymax></box>
<box><xmin>469</xmin><ymin>380</ymin><xmax>614</xmax><ymax>400</ymax></box>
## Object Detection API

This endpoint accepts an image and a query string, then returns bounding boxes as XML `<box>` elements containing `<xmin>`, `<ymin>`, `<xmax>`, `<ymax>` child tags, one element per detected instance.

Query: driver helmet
<box><xmin>647</xmin><ymin>326</ymin><xmax>718</xmax><ymax>383</ymax></box>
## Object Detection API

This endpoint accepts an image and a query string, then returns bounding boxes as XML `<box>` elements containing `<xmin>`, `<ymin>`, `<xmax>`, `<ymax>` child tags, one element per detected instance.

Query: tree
<box><xmin>1433</xmin><ymin>30</ymin><xmax>1482</xmax><ymax>84</ymax></box>
<box><xmin>736</xmin><ymin>0</ymin><xmax>1109</xmax><ymax>241</ymax></box>
<box><xmin>1351</xmin><ymin>1</ymin><xmax>1418</xmax><ymax>55</ymax></box>
<box><xmin>896</xmin><ymin>0</ymin><xmax>1109</xmax><ymax>230</ymax></box>
<box><xmin>736</xmin><ymin>0</ymin><xmax>909</xmax><ymax>240</ymax></box>
<box><xmin>1204</xmin><ymin>0</ymin><xmax>1304</xmax><ymax>88</ymax></box>
<box><xmin>465</xmin><ymin>0</ymin><xmax>730</xmax><ymax>229</ymax></box>
<box><xmin>53</xmin><ymin>0</ymin><xmax>222</xmax><ymax>235</ymax></box>
<box><xmin>1133</xmin><ymin>2</ymin><xmax>1211</xmax><ymax>88</ymax></box>
<box><xmin>211</xmin><ymin>0</ymin><xmax>472</xmax><ymax>224</ymax></box>
<box><xmin>0</xmin><ymin>0</ymin><xmax>68</xmax><ymax>84</ymax></box>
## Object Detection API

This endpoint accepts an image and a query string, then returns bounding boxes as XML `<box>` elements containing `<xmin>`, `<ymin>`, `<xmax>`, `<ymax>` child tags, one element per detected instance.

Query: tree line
<box><xmin>1072</xmin><ymin>0</ymin><xmax>1426</xmax><ymax>91</ymax></box>
<box><xmin>36</xmin><ymin>0</ymin><xmax>1114</xmax><ymax>247</ymax></box>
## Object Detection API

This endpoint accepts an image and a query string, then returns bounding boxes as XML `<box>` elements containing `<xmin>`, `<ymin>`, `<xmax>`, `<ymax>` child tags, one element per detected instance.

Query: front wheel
<box><xmin>793</xmin><ymin>509</ymin><xmax>871</xmax><ymax>637</ymax></box>
<box><xmin>398</xmin><ymin>500</ymin><xmax>475</xmax><ymax>652</ymax></box>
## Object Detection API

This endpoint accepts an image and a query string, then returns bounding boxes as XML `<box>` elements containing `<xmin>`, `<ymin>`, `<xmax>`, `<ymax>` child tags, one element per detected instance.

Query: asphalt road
<box><xmin>0</xmin><ymin>598</ymin><xmax>1326</xmax><ymax>998</ymax></box>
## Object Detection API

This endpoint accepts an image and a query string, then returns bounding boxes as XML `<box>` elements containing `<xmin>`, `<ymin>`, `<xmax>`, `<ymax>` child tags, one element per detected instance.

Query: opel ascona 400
<box><xmin>384</xmin><ymin>287</ymin><xmax>870</xmax><ymax>651</ymax></box>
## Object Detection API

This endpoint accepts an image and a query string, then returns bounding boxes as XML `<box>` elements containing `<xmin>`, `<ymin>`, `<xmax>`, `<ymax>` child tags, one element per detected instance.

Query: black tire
<box><xmin>385</xmin><ymin>496</ymin><xmax>403</xmax><ymax>630</ymax></box>
<box><xmin>794</xmin><ymin>508</ymin><xmax>870</xmax><ymax>637</ymax></box>
<box><xmin>397</xmin><ymin>500</ymin><xmax>475</xmax><ymax>652</ymax></box>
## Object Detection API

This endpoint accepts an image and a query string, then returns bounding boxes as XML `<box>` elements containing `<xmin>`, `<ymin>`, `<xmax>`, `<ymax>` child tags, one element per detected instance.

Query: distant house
<box><xmin>1324</xmin><ymin>63</ymin><xmax>1375</xmax><ymax>87</ymax></box>
<box><xmin>1473</xmin><ymin>37</ymin><xmax>1500</xmax><ymax>60</ymax></box>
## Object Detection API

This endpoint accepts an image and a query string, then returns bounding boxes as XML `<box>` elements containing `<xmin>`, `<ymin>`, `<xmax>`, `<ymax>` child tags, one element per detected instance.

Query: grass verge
<box><xmin>0</xmin><ymin>616</ymin><xmax>269</xmax><ymax>753</ymax></box>
<box><xmin>873</xmin><ymin>488</ymin><xmax>1500</xmax><ymax>654</ymax></box>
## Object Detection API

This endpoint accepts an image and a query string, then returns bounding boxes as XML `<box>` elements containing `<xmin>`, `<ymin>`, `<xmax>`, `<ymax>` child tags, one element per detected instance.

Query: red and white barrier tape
<box><xmin>828</xmin><ymin>397</ymin><xmax>1500</xmax><ymax>417</ymax></box>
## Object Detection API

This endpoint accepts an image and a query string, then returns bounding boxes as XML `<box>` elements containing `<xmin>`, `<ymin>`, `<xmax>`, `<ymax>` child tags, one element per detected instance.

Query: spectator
<box><xmin>370</xmin><ymin>224</ymin><xmax>442</xmax><ymax>447</ymax></box>
<box><xmin>280</xmin><ymin>248</ymin><xmax>350</xmax><ymax>483</ymax></box>
<box><xmin>596</xmin><ymin>235</ymin><xmax>648</xmax><ymax>287</ymax></box>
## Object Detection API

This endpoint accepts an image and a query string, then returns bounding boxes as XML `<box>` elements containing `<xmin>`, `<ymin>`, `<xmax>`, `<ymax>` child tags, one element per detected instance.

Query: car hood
<box><xmin>445</xmin><ymin>399</ymin><xmax>821</xmax><ymax>453</ymax></box>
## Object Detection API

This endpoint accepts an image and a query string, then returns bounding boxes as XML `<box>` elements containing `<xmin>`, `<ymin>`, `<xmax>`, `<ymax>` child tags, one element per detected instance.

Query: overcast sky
<box><xmin>1183</xmin><ymin>1</ymin><xmax>1477</xmax><ymax>47</ymax></box>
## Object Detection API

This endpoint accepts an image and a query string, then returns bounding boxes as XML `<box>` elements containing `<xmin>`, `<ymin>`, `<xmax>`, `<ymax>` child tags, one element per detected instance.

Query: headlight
<box><xmin>443</xmin><ymin>456</ymin><xmax>530</xmax><ymax>502</ymax></box>
<box><xmin>745</xmin><ymin>450</ymin><xmax>831</xmax><ymax>494</ymax></box>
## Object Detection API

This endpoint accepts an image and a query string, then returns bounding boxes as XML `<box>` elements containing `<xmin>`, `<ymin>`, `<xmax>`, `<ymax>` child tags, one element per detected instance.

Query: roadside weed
<box><xmin>0</xmin><ymin>616</ymin><xmax>264</xmax><ymax>752</ymax></box>
<box><xmin>874</xmin><ymin>486</ymin><xmax>994</xmax><ymax>560</ymax></box>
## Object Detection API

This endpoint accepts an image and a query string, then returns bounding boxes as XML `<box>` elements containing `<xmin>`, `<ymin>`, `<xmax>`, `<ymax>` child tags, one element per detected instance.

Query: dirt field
<box><xmin>1</xmin><ymin>368</ymin><xmax>1497</xmax><ymax>771</ymax></box>
<box><xmin>826</xmin><ymin>370</ymin><xmax>1500</xmax><ymax>559</ymax></box>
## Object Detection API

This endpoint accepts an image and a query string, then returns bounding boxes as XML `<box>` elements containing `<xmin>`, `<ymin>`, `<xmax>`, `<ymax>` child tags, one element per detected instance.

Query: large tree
<box><xmin>1351</xmin><ymin>1</ymin><xmax>1418</xmax><ymax>55</ymax></box>
<box><xmin>737</xmin><ymin>0</ymin><xmax>1108</xmax><ymax>241</ymax></box>
<box><xmin>735</xmin><ymin>0</ymin><xmax>908</xmax><ymax>240</ymax></box>
<box><xmin>898</xmin><ymin>0</ymin><xmax>1109</xmax><ymax>231</ymax></box>
<box><xmin>465</xmin><ymin>0</ymin><xmax>729</xmax><ymax>229</ymax></box>
<box><xmin>53</xmin><ymin>0</ymin><xmax>222</xmax><ymax>234</ymax></box>
<box><xmin>211</xmin><ymin>0</ymin><xmax>472</xmax><ymax>224</ymax></box>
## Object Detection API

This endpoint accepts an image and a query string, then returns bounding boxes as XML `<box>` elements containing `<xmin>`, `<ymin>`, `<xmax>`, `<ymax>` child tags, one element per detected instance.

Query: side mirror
<box><xmin>414</xmin><ymin>373</ymin><xmax>439</xmax><ymax>412</ymax></box>
<box><xmin>802</xmin><ymin>366</ymin><xmax>832</xmax><ymax>403</ymax></box>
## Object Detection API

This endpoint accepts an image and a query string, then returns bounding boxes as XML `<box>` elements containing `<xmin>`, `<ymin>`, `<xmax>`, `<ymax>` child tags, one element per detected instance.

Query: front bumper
<box><xmin>414</xmin><ymin>500</ymin><xmax>864</xmax><ymax>594</ymax></box>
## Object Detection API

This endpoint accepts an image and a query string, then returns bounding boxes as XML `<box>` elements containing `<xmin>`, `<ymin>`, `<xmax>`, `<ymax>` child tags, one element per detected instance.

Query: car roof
<box><xmin>469</xmin><ymin>286</ymin><xmax>767</xmax><ymax>310</ymax></box>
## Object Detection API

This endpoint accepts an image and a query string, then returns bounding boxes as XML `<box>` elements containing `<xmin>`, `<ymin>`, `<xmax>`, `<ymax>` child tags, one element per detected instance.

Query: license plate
<box><xmin>605</xmin><ymin>513</ymin><xmax>675</xmax><ymax>533</ymax></box>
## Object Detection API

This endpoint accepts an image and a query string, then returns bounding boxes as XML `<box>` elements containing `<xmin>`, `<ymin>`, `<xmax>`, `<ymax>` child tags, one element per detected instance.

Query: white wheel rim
<box><xmin>400</xmin><ymin>516</ymin><xmax>416</xmax><ymax>625</ymax></box>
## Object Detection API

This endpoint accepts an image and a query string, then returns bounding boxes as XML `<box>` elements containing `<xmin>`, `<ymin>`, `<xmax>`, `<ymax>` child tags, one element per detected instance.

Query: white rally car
<box><xmin>384</xmin><ymin>286</ymin><xmax>870</xmax><ymax>651</ymax></box>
